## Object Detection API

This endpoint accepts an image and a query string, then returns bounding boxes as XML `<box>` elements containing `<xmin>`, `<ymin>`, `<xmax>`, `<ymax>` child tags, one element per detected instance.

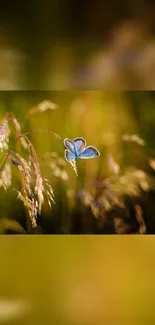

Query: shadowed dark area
<box><xmin>0</xmin><ymin>1</ymin><xmax>155</xmax><ymax>89</ymax></box>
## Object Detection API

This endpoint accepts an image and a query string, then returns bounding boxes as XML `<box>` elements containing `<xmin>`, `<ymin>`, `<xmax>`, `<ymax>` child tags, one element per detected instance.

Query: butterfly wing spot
<box><xmin>73</xmin><ymin>137</ymin><xmax>86</xmax><ymax>153</ymax></box>
<box><xmin>79</xmin><ymin>146</ymin><xmax>100</xmax><ymax>159</ymax></box>
<box><xmin>64</xmin><ymin>138</ymin><xmax>75</xmax><ymax>152</ymax></box>
<box><xmin>65</xmin><ymin>149</ymin><xmax>75</xmax><ymax>162</ymax></box>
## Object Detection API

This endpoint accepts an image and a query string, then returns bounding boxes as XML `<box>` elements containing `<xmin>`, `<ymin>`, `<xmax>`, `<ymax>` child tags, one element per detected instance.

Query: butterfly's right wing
<box><xmin>65</xmin><ymin>149</ymin><xmax>75</xmax><ymax>162</ymax></box>
<box><xmin>64</xmin><ymin>138</ymin><xmax>74</xmax><ymax>152</ymax></box>
<box><xmin>73</xmin><ymin>137</ymin><xmax>86</xmax><ymax>153</ymax></box>
<box><xmin>79</xmin><ymin>146</ymin><xmax>100</xmax><ymax>159</ymax></box>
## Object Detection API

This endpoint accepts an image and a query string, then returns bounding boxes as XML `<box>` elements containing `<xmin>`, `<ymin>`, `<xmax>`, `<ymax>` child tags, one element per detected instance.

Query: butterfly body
<box><xmin>64</xmin><ymin>137</ymin><xmax>100</xmax><ymax>162</ymax></box>
<box><xmin>71</xmin><ymin>142</ymin><xmax>82</xmax><ymax>160</ymax></box>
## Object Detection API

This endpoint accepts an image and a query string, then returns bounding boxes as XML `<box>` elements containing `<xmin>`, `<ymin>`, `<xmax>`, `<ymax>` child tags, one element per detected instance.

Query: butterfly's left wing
<box><xmin>79</xmin><ymin>146</ymin><xmax>100</xmax><ymax>159</ymax></box>
<box><xmin>64</xmin><ymin>138</ymin><xmax>74</xmax><ymax>153</ymax></box>
<box><xmin>73</xmin><ymin>137</ymin><xmax>86</xmax><ymax>153</ymax></box>
<box><xmin>65</xmin><ymin>149</ymin><xmax>75</xmax><ymax>162</ymax></box>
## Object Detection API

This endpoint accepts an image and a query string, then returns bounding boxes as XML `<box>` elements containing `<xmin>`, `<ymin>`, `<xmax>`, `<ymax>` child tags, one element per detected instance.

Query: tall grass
<box><xmin>0</xmin><ymin>92</ymin><xmax>155</xmax><ymax>234</ymax></box>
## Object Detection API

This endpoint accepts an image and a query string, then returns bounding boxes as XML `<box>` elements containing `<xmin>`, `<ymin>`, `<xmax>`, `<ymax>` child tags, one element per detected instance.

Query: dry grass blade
<box><xmin>69</xmin><ymin>160</ymin><xmax>78</xmax><ymax>176</ymax></box>
<box><xmin>0</xmin><ymin>162</ymin><xmax>12</xmax><ymax>190</ymax></box>
<box><xmin>113</xmin><ymin>217</ymin><xmax>130</xmax><ymax>234</ymax></box>
<box><xmin>149</xmin><ymin>159</ymin><xmax>155</xmax><ymax>170</ymax></box>
<box><xmin>135</xmin><ymin>204</ymin><xmax>146</xmax><ymax>234</ymax></box>
<box><xmin>0</xmin><ymin>120</ymin><xmax>10</xmax><ymax>150</ymax></box>
<box><xmin>14</xmin><ymin>153</ymin><xmax>32</xmax><ymax>195</ymax></box>
<box><xmin>12</xmin><ymin>117</ymin><xmax>21</xmax><ymax>133</ymax></box>
<box><xmin>12</xmin><ymin>116</ymin><xmax>28</xmax><ymax>149</ymax></box>
<box><xmin>15</xmin><ymin>189</ymin><xmax>38</xmax><ymax>228</ymax></box>
<box><xmin>27</xmin><ymin>141</ymin><xmax>44</xmax><ymax>213</ymax></box>
<box><xmin>11</xmin><ymin>153</ymin><xmax>38</xmax><ymax>228</ymax></box>
<box><xmin>108</xmin><ymin>154</ymin><xmax>120</xmax><ymax>175</ymax></box>
<box><xmin>0</xmin><ymin>109</ymin><xmax>60</xmax><ymax>232</ymax></box>
<box><xmin>122</xmin><ymin>134</ymin><xmax>145</xmax><ymax>146</ymax></box>
<box><xmin>23</xmin><ymin>135</ymin><xmax>54</xmax><ymax>213</ymax></box>
<box><xmin>0</xmin><ymin>120</ymin><xmax>8</xmax><ymax>140</ymax></box>
<box><xmin>24</xmin><ymin>100</ymin><xmax>57</xmax><ymax>122</ymax></box>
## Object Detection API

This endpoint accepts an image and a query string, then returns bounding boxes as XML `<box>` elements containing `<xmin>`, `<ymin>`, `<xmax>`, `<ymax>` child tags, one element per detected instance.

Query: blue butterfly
<box><xmin>64</xmin><ymin>137</ymin><xmax>100</xmax><ymax>162</ymax></box>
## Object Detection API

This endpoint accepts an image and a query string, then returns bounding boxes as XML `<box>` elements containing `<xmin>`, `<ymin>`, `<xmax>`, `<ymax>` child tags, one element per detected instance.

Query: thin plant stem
<box><xmin>0</xmin><ymin>135</ymin><xmax>23</xmax><ymax>173</ymax></box>
<box><xmin>0</xmin><ymin>130</ymin><xmax>63</xmax><ymax>173</ymax></box>
<box><xmin>23</xmin><ymin>129</ymin><xmax>64</xmax><ymax>142</ymax></box>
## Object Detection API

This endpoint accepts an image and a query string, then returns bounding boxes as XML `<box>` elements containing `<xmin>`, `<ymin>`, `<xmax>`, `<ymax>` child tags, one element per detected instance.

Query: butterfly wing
<box><xmin>78</xmin><ymin>146</ymin><xmax>100</xmax><ymax>159</ymax></box>
<box><xmin>64</xmin><ymin>138</ymin><xmax>74</xmax><ymax>153</ymax></box>
<box><xmin>73</xmin><ymin>137</ymin><xmax>86</xmax><ymax>153</ymax></box>
<box><xmin>65</xmin><ymin>149</ymin><xmax>75</xmax><ymax>162</ymax></box>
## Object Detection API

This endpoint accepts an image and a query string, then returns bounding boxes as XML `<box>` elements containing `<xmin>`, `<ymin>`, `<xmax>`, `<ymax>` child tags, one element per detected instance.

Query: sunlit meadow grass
<box><xmin>0</xmin><ymin>95</ymin><xmax>155</xmax><ymax>234</ymax></box>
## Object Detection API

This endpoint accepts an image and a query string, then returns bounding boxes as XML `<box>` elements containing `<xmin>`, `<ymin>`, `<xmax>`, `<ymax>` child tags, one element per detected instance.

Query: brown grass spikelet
<box><xmin>108</xmin><ymin>167</ymin><xmax>154</xmax><ymax>199</ymax></box>
<box><xmin>0</xmin><ymin>120</ymin><xmax>10</xmax><ymax>150</ymax></box>
<box><xmin>0</xmin><ymin>127</ymin><xmax>55</xmax><ymax>230</ymax></box>
<box><xmin>27</xmin><ymin>140</ymin><xmax>45</xmax><ymax>213</ymax></box>
<box><xmin>12</xmin><ymin>117</ymin><xmax>21</xmax><ymax>133</ymax></box>
<box><xmin>121</xmin><ymin>134</ymin><xmax>145</xmax><ymax>146</ymax></box>
<box><xmin>15</xmin><ymin>189</ymin><xmax>38</xmax><ymax>228</ymax></box>
<box><xmin>0</xmin><ymin>162</ymin><xmax>12</xmax><ymax>190</ymax></box>
<box><xmin>14</xmin><ymin>153</ymin><xmax>32</xmax><ymax>195</ymax></box>
<box><xmin>69</xmin><ymin>160</ymin><xmax>78</xmax><ymax>176</ymax></box>
<box><xmin>11</xmin><ymin>153</ymin><xmax>38</xmax><ymax>228</ymax></box>
<box><xmin>24</xmin><ymin>136</ymin><xmax>55</xmax><ymax>214</ymax></box>
<box><xmin>113</xmin><ymin>216</ymin><xmax>130</xmax><ymax>234</ymax></box>
<box><xmin>12</xmin><ymin>117</ymin><xmax>28</xmax><ymax>149</ymax></box>
<box><xmin>25</xmin><ymin>100</ymin><xmax>57</xmax><ymax>121</ymax></box>
<box><xmin>149</xmin><ymin>159</ymin><xmax>155</xmax><ymax>170</ymax></box>
<box><xmin>44</xmin><ymin>178</ymin><xmax>55</xmax><ymax>208</ymax></box>
<box><xmin>108</xmin><ymin>154</ymin><xmax>120</xmax><ymax>175</ymax></box>
<box><xmin>134</xmin><ymin>204</ymin><xmax>146</xmax><ymax>234</ymax></box>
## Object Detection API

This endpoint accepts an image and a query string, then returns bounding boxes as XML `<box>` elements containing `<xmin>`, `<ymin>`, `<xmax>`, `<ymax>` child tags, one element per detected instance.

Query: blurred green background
<box><xmin>0</xmin><ymin>236</ymin><xmax>155</xmax><ymax>325</ymax></box>
<box><xmin>0</xmin><ymin>1</ymin><xmax>155</xmax><ymax>89</ymax></box>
